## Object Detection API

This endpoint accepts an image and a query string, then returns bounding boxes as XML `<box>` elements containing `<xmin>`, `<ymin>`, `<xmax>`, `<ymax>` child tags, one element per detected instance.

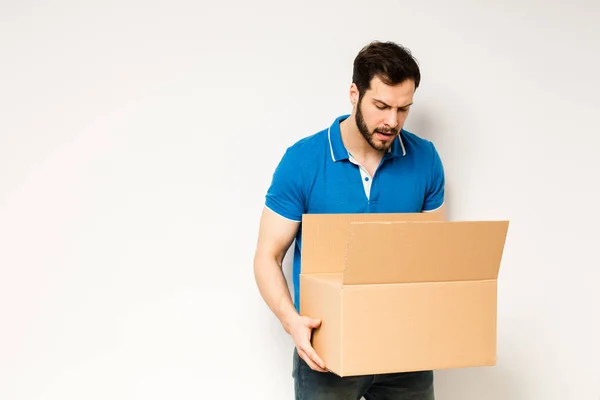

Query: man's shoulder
<box><xmin>264</xmin><ymin>127</ymin><xmax>329</xmax><ymax>222</ymax></box>
<box><xmin>282</xmin><ymin>128</ymin><xmax>329</xmax><ymax>161</ymax></box>
<box><xmin>288</xmin><ymin>128</ymin><xmax>328</xmax><ymax>151</ymax></box>
<box><xmin>400</xmin><ymin>128</ymin><xmax>437</xmax><ymax>155</ymax></box>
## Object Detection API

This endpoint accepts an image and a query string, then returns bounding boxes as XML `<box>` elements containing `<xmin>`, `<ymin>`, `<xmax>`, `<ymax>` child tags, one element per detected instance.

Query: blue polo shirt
<box><xmin>264</xmin><ymin>114</ymin><xmax>445</xmax><ymax>310</ymax></box>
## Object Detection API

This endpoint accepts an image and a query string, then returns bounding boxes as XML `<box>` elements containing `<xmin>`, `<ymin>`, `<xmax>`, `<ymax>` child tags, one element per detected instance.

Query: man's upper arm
<box><xmin>255</xmin><ymin>206</ymin><xmax>300</xmax><ymax>264</ymax></box>
<box><xmin>257</xmin><ymin>147</ymin><xmax>306</xmax><ymax>261</ymax></box>
<box><xmin>422</xmin><ymin>142</ymin><xmax>445</xmax><ymax>214</ymax></box>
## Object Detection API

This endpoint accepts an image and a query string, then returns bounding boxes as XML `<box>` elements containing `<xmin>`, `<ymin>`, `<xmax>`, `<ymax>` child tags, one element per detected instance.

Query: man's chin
<box><xmin>369</xmin><ymin>141</ymin><xmax>391</xmax><ymax>152</ymax></box>
<box><xmin>371</xmin><ymin>136</ymin><xmax>394</xmax><ymax>151</ymax></box>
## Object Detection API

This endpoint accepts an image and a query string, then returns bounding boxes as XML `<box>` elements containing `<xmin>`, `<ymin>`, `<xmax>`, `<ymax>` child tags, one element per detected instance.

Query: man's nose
<box><xmin>385</xmin><ymin>110</ymin><xmax>398</xmax><ymax>128</ymax></box>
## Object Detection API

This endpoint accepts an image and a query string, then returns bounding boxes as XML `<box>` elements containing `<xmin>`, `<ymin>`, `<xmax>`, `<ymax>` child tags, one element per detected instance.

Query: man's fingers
<box><xmin>293</xmin><ymin>317</ymin><xmax>326</xmax><ymax>372</ymax></box>
<box><xmin>308</xmin><ymin>318</ymin><xmax>321</xmax><ymax>329</ymax></box>
<box><xmin>298</xmin><ymin>349</ymin><xmax>318</xmax><ymax>370</ymax></box>
<box><xmin>306</xmin><ymin>345</ymin><xmax>325</xmax><ymax>369</ymax></box>
<box><xmin>298</xmin><ymin>348</ymin><xmax>327</xmax><ymax>372</ymax></box>
<box><xmin>303</xmin><ymin>332</ymin><xmax>324</xmax><ymax>369</ymax></box>
<box><xmin>299</xmin><ymin>343</ymin><xmax>326</xmax><ymax>371</ymax></box>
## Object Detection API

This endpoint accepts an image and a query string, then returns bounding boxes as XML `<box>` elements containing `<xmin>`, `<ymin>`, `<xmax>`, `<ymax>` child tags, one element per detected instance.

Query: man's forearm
<box><xmin>254</xmin><ymin>255</ymin><xmax>299</xmax><ymax>334</ymax></box>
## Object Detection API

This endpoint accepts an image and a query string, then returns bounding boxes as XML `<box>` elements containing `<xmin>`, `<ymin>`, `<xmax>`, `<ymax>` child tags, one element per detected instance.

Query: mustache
<box><xmin>374</xmin><ymin>127</ymin><xmax>398</xmax><ymax>135</ymax></box>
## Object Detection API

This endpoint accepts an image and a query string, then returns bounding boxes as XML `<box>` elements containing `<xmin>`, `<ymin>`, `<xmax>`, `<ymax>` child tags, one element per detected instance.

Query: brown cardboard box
<box><xmin>299</xmin><ymin>213</ymin><xmax>509</xmax><ymax>377</ymax></box>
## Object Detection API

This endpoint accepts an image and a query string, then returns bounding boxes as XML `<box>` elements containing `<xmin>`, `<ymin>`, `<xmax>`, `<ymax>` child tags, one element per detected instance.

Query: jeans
<box><xmin>292</xmin><ymin>348</ymin><xmax>435</xmax><ymax>400</ymax></box>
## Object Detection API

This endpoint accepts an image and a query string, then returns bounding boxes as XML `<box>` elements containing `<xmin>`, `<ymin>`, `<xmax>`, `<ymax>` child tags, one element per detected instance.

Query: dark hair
<box><xmin>352</xmin><ymin>41</ymin><xmax>421</xmax><ymax>96</ymax></box>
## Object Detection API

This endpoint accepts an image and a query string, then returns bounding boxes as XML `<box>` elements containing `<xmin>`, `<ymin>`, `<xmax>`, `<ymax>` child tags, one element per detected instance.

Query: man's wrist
<box><xmin>279</xmin><ymin>304</ymin><xmax>298</xmax><ymax>334</ymax></box>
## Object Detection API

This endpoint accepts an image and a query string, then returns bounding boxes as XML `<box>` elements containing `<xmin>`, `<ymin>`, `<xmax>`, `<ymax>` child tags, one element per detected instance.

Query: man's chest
<box><xmin>306</xmin><ymin>161</ymin><xmax>428</xmax><ymax>214</ymax></box>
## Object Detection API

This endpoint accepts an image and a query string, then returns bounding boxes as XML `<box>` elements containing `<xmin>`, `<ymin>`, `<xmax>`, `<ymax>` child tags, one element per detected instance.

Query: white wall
<box><xmin>1</xmin><ymin>1</ymin><xmax>599</xmax><ymax>399</ymax></box>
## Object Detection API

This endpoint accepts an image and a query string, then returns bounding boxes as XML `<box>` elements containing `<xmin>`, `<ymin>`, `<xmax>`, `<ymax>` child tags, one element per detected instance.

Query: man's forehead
<box><xmin>365</xmin><ymin>80</ymin><xmax>414</xmax><ymax>106</ymax></box>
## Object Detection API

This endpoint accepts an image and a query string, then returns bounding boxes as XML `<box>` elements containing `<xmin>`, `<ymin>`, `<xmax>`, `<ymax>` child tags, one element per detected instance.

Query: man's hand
<box><xmin>286</xmin><ymin>314</ymin><xmax>327</xmax><ymax>372</ymax></box>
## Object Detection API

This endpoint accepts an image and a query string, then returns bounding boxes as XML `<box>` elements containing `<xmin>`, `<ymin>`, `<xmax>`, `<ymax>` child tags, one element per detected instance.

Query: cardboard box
<box><xmin>299</xmin><ymin>213</ymin><xmax>509</xmax><ymax>377</ymax></box>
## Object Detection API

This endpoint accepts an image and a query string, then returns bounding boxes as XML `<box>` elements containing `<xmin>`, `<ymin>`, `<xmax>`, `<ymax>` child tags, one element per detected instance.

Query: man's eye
<box><xmin>376</xmin><ymin>105</ymin><xmax>386</xmax><ymax>110</ymax></box>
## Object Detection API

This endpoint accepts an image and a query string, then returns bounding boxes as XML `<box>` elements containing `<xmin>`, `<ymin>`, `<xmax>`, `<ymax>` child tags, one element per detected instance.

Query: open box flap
<box><xmin>301</xmin><ymin>213</ymin><xmax>443</xmax><ymax>275</ymax></box>
<box><xmin>342</xmin><ymin>221</ymin><xmax>509</xmax><ymax>285</ymax></box>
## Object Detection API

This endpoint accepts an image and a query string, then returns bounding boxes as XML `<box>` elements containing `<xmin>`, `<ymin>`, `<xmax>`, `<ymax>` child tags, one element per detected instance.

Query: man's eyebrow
<box><xmin>373</xmin><ymin>99</ymin><xmax>413</xmax><ymax>108</ymax></box>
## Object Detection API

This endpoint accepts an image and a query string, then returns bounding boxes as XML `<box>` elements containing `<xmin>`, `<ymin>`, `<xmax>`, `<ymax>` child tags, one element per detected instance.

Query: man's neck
<box><xmin>340</xmin><ymin>114</ymin><xmax>385</xmax><ymax>163</ymax></box>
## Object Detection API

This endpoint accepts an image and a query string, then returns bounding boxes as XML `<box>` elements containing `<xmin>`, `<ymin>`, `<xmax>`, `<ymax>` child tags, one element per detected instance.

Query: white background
<box><xmin>1</xmin><ymin>1</ymin><xmax>599</xmax><ymax>399</ymax></box>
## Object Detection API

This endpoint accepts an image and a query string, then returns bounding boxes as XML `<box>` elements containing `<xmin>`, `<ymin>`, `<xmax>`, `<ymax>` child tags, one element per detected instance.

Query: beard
<box><xmin>355</xmin><ymin>97</ymin><xmax>399</xmax><ymax>152</ymax></box>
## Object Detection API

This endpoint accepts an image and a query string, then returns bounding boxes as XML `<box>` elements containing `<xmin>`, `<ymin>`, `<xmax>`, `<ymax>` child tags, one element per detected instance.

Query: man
<box><xmin>254</xmin><ymin>41</ymin><xmax>445</xmax><ymax>399</ymax></box>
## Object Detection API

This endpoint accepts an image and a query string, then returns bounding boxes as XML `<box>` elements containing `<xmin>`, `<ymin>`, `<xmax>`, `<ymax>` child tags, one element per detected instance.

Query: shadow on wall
<box><xmin>407</xmin><ymin>107</ymin><xmax>440</xmax><ymax>143</ymax></box>
<box><xmin>407</xmin><ymin>106</ymin><xmax>521</xmax><ymax>399</ymax></box>
<box><xmin>434</xmin><ymin>364</ymin><xmax>524</xmax><ymax>400</ymax></box>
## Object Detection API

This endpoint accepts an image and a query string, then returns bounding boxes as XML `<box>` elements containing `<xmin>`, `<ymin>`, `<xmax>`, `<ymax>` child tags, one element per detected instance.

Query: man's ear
<box><xmin>349</xmin><ymin>83</ymin><xmax>359</xmax><ymax>106</ymax></box>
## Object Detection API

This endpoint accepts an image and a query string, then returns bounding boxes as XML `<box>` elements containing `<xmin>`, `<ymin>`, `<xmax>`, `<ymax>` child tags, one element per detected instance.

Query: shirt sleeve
<box><xmin>264</xmin><ymin>147</ymin><xmax>306</xmax><ymax>222</ymax></box>
<box><xmin>422</xmin><ymin>142</ymin><xmax>445</xmax><ymax>212</ymax></box>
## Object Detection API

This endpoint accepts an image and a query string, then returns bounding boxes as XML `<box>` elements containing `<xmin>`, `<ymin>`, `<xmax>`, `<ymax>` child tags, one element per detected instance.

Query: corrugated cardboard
<box><xmin>299</xmin><ymin>213</ymin><xmax>509</xmax><ymax>377</ymax></box>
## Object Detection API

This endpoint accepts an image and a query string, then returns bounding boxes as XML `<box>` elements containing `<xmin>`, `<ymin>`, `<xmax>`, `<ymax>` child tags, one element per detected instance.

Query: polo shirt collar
<box><xmin>327</xmin><ymin>114</ymin><xmax>407</xmax><ymax>162</ymax></box>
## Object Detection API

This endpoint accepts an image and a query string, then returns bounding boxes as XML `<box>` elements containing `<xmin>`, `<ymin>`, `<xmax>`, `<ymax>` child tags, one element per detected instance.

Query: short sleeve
<box><xmin>422</xmin><ymin>142</ymin><xmax>445</xmax><ymax>211</ymax></box>
<box><xmin>264</xmin><ymin>148</ymin><xmax>306</xmax><ymax>222</ymax></box>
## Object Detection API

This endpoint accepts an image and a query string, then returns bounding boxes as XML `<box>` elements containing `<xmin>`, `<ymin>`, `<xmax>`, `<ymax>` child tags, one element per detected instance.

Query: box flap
<box><xmin>343</xmin><ymin>221</ymin><xmax>509</xmax><ymax>284</ymax></box>
<box><xmin>301</xmin><ymin>213</ymin><xmax>443</xmax><ymax>275</ymax></box>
